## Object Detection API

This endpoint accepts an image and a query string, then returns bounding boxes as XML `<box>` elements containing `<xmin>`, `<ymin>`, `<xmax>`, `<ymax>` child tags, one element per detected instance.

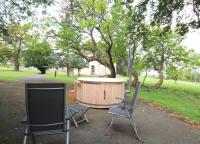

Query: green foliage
<box><xmin>116</xmin><ymin>58</ymin><xmax>128</xmax><ymax>76</ymax></box>
<box><xmin>57</xmin><ymin>24</ymin><xmax>80</xmax><ymax>52</ymax></box>
<box><xmin>182</xmin><ymin>69</ymin><xmax>200</xmax><ymax>82</ymax></box>
<box><xmin>166</xmin><ymin>66</ymin><xmax>184</xmax><ymax>81</ymax></box>
<box><xmin>1</xmin><ymin>23</ymin><xmax>32</xmax><ymax>70</ymax></box>
<box><xmin>190</xmin><ymin>54</ymin><xmax>200</xmax><ymax>68</ymax></box>
<box><xmin>58</xmin><ymin>0</ymin><xmax>129</xmax><ymax>77</ymax></box>
<box><xmin>144</xmin><ymin>26</ymin><xmax>190</xmax><ymax>72</ymax></box>
<box><xmin>70</xmin><ymin>55</ymin><xmax>88</xmax><ymax>70</ymax></box>
<box><xmin>0</xmin><ymin>42</ymin><xmax>12</xmax><ymax>65</ymax></box>
<box><xmin>6</xmin><ymin>23</ymin><xmax>32</xmax><ymax>44</ymax></box>
<box><xmin>53</xmin><ymin>51</ymin><xmax>88</xmax><ymax>71</ymax></box>
<box><xmin>0</xmin><ymin>0</ymin><xmax>53</xmax><ymax>37</ymax></box>
<box><xmin>137</xmin><ymin>0</ymin><xmax>200</xmax><ymax>31</ymax></box>
<box><xmin>133</xmin><ymin>57</ymin><xmax>146</xmax><ymax>73</ymax></box>
<box><xmin>24</xmin><ymin>40</ymin><xmax>54</xmax><ymax>74</ymax></box>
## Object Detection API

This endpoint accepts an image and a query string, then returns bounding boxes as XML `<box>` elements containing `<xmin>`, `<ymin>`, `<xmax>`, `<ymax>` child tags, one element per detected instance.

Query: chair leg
<box><xmin>83</xmin><ymin>114</ymin><xmax>89</xmax><ymax>123</ymax></box>
<box><xmin>105</xmin><ymin>115</ymin><xmax>117</xmax><ymax>136</ymax></box>
<box><xmin>79</xmin><ymin>108</ymin><xmax>89</xmax><ymax>123</ymax></box>
<box><xmin>23</xmin><ymin>136</ymin><xmax>28</xmax><ymax>144</ymax></box>
<box><xmin>23</xmin><ymin>126</ymin><xmax>28</xmax><ymax>144</ymax></box>
<box><xmin>66</xmin><ymin>120</ymin><xmax>70</xmax><ymax>144</ymax></box>
<box><xmin>31</xmin><ymin>134</ymin><xmax>37</xmax><ymax>144</ymax></box>
<box><xmin>72</xmin><ymin>110</ymin><xmax>89</xmax><ymax>127</ymax></box>
<box><xmin>129</xmin><ymin>117</ymin><xmax>142</xmax><ymax>142</ymax></box>
<box><xmin>72</xmin><ymin>117</ymin><xmax>78</xmax><ymax>127</ymax></box>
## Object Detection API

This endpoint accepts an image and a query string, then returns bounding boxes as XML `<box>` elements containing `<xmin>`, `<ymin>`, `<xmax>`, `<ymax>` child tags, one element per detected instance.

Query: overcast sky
<box><xmin>182</xmin><ymin>29</ymin><xmax>200</xmax><ymax>53</ymax></box>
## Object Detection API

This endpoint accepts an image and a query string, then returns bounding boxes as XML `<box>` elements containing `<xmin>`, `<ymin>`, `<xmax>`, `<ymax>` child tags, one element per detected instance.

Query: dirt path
<box><xmin>0</xmin><ymin>75</ymin><xmax>200</xmax><ymax>144</ymax></box>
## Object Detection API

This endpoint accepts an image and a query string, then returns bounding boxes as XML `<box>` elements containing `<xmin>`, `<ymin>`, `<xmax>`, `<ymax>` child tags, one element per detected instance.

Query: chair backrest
<box><xmin>128</xmin><ymin>81</ymin><xmax>141</xmax><ymax>113</ymax></box>
<box><xmin>25</xmin><ymin>83</ymin><xmax>66</xmax><ymax>132</ymax></box>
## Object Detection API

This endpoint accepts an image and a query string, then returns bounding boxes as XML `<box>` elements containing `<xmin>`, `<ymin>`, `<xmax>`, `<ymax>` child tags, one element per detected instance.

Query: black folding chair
<box><xmin>22</xmin><ymin>83</ymin><xmax>73</xmax><ymax>144</ymax></box>
<box><xmin>106</xmin><ymin>81</ymin><xmax>142</xmax><ymax>141</ymax></box>
<box><xmin>68</xmin><ymin>103</ymin><xmax>89</xmax><ymax>127</ymax></box>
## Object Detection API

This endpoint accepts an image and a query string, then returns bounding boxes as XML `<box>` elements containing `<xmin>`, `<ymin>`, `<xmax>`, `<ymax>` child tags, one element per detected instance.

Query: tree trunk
<box><xmin>107</xmin><ymin>44</ymin><xmax>116</xmax><ymax>78</ymax></box>
<box><xmin>142</xmin><ymin>70</ymin><xmax>148</xmax><ymax>86</ymax></box>
<box><xmin>66</xmin><ymin>65</ymin><xmax>70</xmax><ymax>76</ymax></box>
<box><xmin>174</xmin><ymin>76</ymin><xmax>177</xmax><ymax>83</ymax></box>
<box><xmin>154</xmin><ymin>69</ymin><xmax>164</xmax><ymax>89</ymax></box>
<box><xmin>13</xmin><ymin>40</ymin><xmax>22</xmax><ymax>71</ymax></box>
<box><xmin>154</xmin><ymin>55</ymin><xmax>165</xmax><ymax>89</ymax></box>
<box><xmin>14</xmin><ymin>53</ymin><xmax>20</xmax><ymax>71</ymax></box>
<box><xmin>108</xmin><ymin>65</ymin><xmax>116</xmax><ymax>78</ymax></box>
<box><xmin>132</xmin><ymin>70</ymin><xmax>138</xmax><ymax>87</ymax></box>
<box><xmin>78</xmin><ymin>68</ymin><xmax>80</xmax><ymax>76</ymax></box>
<box><xmin>38</xmin><ymin>67</ymin><xmax>46</xmax><ymax>74</ymax></box>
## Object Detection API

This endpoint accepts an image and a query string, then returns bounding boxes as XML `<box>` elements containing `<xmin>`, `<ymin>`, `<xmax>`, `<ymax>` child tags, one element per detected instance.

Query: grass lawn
<box><xmin>0</xmin><ymin>67</ymin><xmax>37</xmax><ymax>82</ymax></box>
<box><xmin>139</xmin><ymin>77</ymin><xmax>200</xmax><ymax>124</ymax></box>
<box><xmin>45</xmin><ymin>72</ymin><xmax>76</xmax><ymax>84</ymax></box>
<box><xmin>142</xmin><ymin>77</ymin><xmax>200</xmax><ymax>95</ymax></box>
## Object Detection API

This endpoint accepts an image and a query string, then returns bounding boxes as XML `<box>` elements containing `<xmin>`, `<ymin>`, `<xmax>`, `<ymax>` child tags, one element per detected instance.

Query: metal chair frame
<box><xmin>22</xmin><ymin>83</ymin><xmax>72</xmax><ymax>144</ymax></box>
<box><xmin>68</xmin><ymin>103</ymin><xmax>89</xmax><ymax>127</ymax></box>
<box><xmin>106</xmin><ymin>81</ymin><xmax>142</xmax><ymax>141</ymax></box>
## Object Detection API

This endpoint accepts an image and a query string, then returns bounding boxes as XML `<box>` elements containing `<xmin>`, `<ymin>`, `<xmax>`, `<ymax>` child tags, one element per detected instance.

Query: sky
<box><xmin>182</xmin><ymin>29</ymin><xmax>200</xmax><ymax>53</ymax></box>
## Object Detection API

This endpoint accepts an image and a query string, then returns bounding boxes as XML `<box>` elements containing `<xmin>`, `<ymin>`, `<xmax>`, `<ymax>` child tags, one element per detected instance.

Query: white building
<box><xmin>73</xmin><ymin>61</ymin><xmax>111</xmax><ymax>76</ymax></box>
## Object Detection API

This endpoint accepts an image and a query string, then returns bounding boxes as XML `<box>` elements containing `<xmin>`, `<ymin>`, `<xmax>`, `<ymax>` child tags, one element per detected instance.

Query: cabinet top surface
<box><xmin>77</xmin><ymin>77</ymin><xmax>125</xmax><ymax>83</ymax></box>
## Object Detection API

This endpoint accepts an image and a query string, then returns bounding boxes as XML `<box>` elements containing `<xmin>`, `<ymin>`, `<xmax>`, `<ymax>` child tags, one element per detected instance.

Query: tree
<box><xmin>53</xmin><ymin>50</ymin><xmax>88</xmax><ymax>76</ymax></box>
<box><xmin>58</xmin><ymin>0</ymin><xmax>128</xmax><ymax>78</ymax></box>
<box><xmin>166</xmin><ymin>66</ymin><xmax>185</xmax><ymax>83</ymax></box>
<box><xmin>136</xmin><ymin>0</ymin><xmax>200</xmax><ymax>34</ymax></box>
<box><xmin>71</xmin><ymin>55</ymin><xmax>88</xmax><ymax>76</ymax></box>
<box><xmin>4</xmin><ymin>23</ymin><xmax>32</xmax><ymax>71</ymax></box>
<box><xmin>143</xmin><ymin>26</ymin><xmax>190</xmax><ymax>88</ymax></box>
<box><xmin>57</xmin><ymin>24</ymin><xmax>81</xmax><ymax>76</ymax></box>
<box><xmin>188</xmin><ymin>54</ymin><xmax>200</xmax><ymax>82</ymax></box>
<box><xmin>125</xmin><ymin>6</ymin><xmax>147</xmax><ymax>88</ymax></box>
<box><xmin>0</xmin><ymin>0</ymin><xmax>53</xmax><ymax>38</ymax></box>
<box><xmin>24</xmin><ymin>40</ymin><xmax>54</xmax><ymax>74</ymax></box>
<box><xmin>0</xmin><ymin>41</ymin><xmax>12</xmax><ymax>65</ymax></box>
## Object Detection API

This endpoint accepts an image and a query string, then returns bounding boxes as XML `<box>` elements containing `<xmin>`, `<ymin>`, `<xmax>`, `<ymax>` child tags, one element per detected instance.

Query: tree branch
<box><xmin>95</xmin><ymin>26</ymin><xmax>110</xmax><ymax>46</ymax></box>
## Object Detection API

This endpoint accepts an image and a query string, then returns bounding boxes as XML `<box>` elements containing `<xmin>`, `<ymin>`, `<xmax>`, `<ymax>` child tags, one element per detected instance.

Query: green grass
<box><xmin>0</xmin><ymin>67</ymin><xmax>37</xmax><ymax>82</ymax></box>
<box><xmin>142</xmin><ymin>77</ymin><xmax>200</xmax><ymax>95</ymax></box>
<box><xmin>45</xmin><ymin>72</ymin><xmax>76</xmax><ymax>84</ymax></box>
<box><xmin>119</xmin><ymin>76</ymin><xmax>200</xmax><ymax>123</ymax></box>
<box><xmin>138</xmin><ymin>77</ymin><xmax>200</xmax><ymax>124</ymax></box>
<box><xmin>140</xmin><ymin>87</ymin><xmax>200</xmax><ymax>124</ymax></box>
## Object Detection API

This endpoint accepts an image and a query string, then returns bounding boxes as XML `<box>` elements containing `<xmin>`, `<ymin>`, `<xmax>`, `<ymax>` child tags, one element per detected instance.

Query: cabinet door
<box><xmin>103</xmin><ymin>83</ymin><xmax>124</xmax><ymax>105</ymax></box>
<box><xmin>81</xmin><ymin>83</ymin><xmax>104</xmax><ymax>105</ymax></box>
<box><xmin>101</xmin><ymin>84</ymin><xmax>113</xmax><ymax>105</ymax></box>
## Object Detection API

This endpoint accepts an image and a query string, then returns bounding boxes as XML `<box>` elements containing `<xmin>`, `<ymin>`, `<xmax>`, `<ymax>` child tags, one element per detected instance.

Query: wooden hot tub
<box><xmin>76</xmin><ymin>77</ymin><xmax>125</xmax><ymax>108</ymax></box>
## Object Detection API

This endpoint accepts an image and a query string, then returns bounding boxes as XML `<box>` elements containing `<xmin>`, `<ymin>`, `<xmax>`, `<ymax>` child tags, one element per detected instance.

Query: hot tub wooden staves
<box><xmin>76</xmin><ymin>77</ymin><xmax>125</xmax><ymax>108</ymax></box>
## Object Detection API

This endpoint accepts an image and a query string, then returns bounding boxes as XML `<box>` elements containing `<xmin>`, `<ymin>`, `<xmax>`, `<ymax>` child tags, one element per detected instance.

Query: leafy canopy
<box><xmin>24</xmin><ymin>40</ymin><xmax>54</xmax><ymax>70</ymax></box>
